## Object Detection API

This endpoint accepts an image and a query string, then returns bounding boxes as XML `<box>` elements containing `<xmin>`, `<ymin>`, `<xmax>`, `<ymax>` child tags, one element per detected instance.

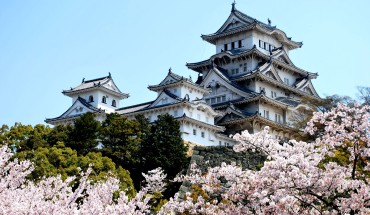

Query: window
<box><xmin>217</xmin><ymin>97</ymin><xmax>221</xmax><ymax>102</ymax></box>
<box><xmin>231</xmin><ymin>68</ymin><xmax>239</xmax><ymax>75</ymax></box>
<box><xmin>238</xmin><ymin>40</ymin><xmax>242</xmax><ymax>48</ymax></box>
<box><xmin>284</xmin><ymin>78</ymin><xmax>290</xmax><ymax>85</ymax></box>
<box><xmin>263</xmin><ymin>110</ymin><xmax>270</xmax><ymax>119</ymax></box>
<box><xmin>271</xmin><ymin>91</ymin><xmax>277</xmax><ymax>98</ymax></box>
<box><xmin>89</xmin><ymin>95</ymin><xmax>94</xmax><ymax>102</ymax></box>
<box><xmin>231</xmin><ymin>42</ymin><xmax>235</xmax><ymax>49</ymax></box>
<box><xmin>259</xmin><ymin>40</ymin><xmax>263</xmax><ymax>48</ymax></box>
<box><xmin>224</xmin><ymin>44</ymin><xmax>228</xmax><ymax>51</ymax></box>
<box><xmin>211</xmin><ymin>98</ymin><xmax>216</xmax><ymax>104</ymax></box>
<box><xmin>112</xmin><ymin>100</ymin><xmax>116</xmax><ymax>107</ymax></box>
<box><xmin>259</xmin><ymin>87</ymin><xmax>265</xmax><ymax>93</ymax></box>
<box><xmin>201</xmin><ymin>132</ymin><xmax>205</xmax><ymax>138</ymax></box>
<box><xmin>174</xmin><ymin>110</ymin><xmax>178</xmax><ymax>117</ymax></box>
<box><xmin>102</xmin><ymin>96</ymin><xmax>107</xmax><ymax>104</ymax></box>
<box><xmin>219</xmin><ymin>141</ymin><xmax>222</xmax><ymax>146</ymax></box>
<box><xmin>275</xmin><ymin>114</ymin><xmax>282</xmax><ymax>123</ymax></box>
<box><xmin>243</xmin><ymin>63</ymin><xmax>247</xmax><ymax>72</ymax></box>
<box><xmin>270</xmin><ymin>44</ymin><xmax>275</xmax><ymax>51</ymax></box>
<box><xmin>193</xmin><ymin>129</ymin><xmax>197</xmax><ymax>135</ymax></box>
<box><xmin>221</xmin><ymin>95</ymin><xmax>226</xmax><ymax>101</ymax></box>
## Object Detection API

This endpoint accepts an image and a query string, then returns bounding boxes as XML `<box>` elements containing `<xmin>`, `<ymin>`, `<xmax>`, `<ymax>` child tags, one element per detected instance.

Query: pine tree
<box><xmin>67</xmin><ymin>112</ymin><xmax>100</xmax><ymax>155</ymax></box>
<box><xmin>142</xmin><ymin>114</ymin><xmax>188</xmax><ymax>179</ymax></box>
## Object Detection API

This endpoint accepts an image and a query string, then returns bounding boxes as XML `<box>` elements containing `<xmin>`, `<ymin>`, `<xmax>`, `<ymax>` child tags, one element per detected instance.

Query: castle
<box><xmin>46</xmin><ymin>4</ymin><xmax>321</xmax><ymax>146</ymax></box>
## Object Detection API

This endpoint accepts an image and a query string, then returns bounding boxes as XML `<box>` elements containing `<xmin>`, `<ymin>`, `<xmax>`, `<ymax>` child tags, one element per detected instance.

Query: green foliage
<box><xmin>47</xmin><ymin>124</ymin><xmax>72</xmax><ymax>147</ymax></box>
<box><xmin>142</xmin><ymin>114</ymin><xmax>189</xmax><ymax>180</ymax></box>
<box><xmin>14</xmin><ymin>141</ymin><xmax>136</xmax><ymax>198</ymax></box>
<box><xmin>100</xmin><ymin>113</ymin><xmax>141</xmax><ymax>167</ymax></box>
<box><xmin>67</xmin><ymin>112</ymin><xmax>101</xmax><ymax>155</ymax></box>
<box><xmin>2</xmin><ymin>112</ymin><xmax>190</xmax><ymax>201</ymax></box>
<box><xmin>0</xmin><ymin>123</ymin><xmax>51</xmax><ymax>152</ymax></box>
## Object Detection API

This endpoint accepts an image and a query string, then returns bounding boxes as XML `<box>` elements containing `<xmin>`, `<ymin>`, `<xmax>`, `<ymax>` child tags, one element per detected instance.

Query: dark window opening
<box><xmin>112</xmin><ymin>100</ymin><xmax>116</xmax><ymax>107</ymax></box>
<box><xmin>102</xmin><ymin>96</ymin><xmax>107</xmax><ymax>104</ymax></box>
<box><xmin>88</xmin><ymin>95</ymin><xmax>94</xmax><ymax>102</ymax></box>
<box><xmin>231</xmin><ymin>42</ymin><xmax>235</xmax><ymax>49</ymax></box>
<box><xmin>224</xmin><ymin>44</ymin><xmax>228</xmax><ymax>51</ymax></box>
<box><xmin>238</xmin><ymin>40</ymin><xmax>242</xmax><ymax>48</ymax></box>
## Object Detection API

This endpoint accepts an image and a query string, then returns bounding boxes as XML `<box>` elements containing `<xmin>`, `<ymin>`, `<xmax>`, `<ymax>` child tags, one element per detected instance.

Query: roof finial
<box><xmin>108</xmin><ymin>72</ymin><xmax>111</xmax><ymax>77</ymax></box>
<box><xmin>231</xmin><ymin>0</ymin><xmax>236</xmax><ymax>12</ymax></box>
<box><xmin>82</xmin><ymin>78</ymin><xmax>85</xmax><ymax>83</ymax></box>
<box><xmin>168</xmin><ymin>67</ymin><xmax>172</xmax><ymax>73</ymax></box>
<box><xmin>268</xmin><ymin>18</ymin><xmax>271</xmax><ymax>25</ymax></box>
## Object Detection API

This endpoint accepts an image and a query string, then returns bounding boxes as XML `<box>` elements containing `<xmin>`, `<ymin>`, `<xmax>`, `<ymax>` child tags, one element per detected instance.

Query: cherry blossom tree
<box><xmin>0</xmin><ymin>144</ymin><xmax>166</xmax><ymax>214</ymax></box>
<box><xmin>161</xmin><ymin>104</ymin><xmax>370</xmax><ymax>214</ymax></box>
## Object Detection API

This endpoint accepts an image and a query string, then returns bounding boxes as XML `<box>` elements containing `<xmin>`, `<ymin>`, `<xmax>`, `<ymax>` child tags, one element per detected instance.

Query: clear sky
<box><xmin>1</xmin><ymin>0</ymin><xmax>369</xmax><ymax>126</ymax></box>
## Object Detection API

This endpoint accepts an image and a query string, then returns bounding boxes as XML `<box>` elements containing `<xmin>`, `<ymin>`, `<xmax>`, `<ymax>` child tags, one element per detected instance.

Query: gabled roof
<box><xmin>116</xmin><ymin>101</ymin><xmax>154</xmax><ymax>114</ymax></box>
<box><xmin>176</xmin><ymin>114</ymin><xmax>225</xmax><ymax>132</ymax></box>
<box><xmin>296</xmin><ymin>79</ymin><xmax>320</xmax><ymax>97</ymax></box>
<box><xmin>186</xmin><ymin>46</ymin><xmax>318</xmax><ymax>78</ymax></box>
<box><xmin>45</xmin><ymin>97</ymin><xmax>104</xmax><ymax>124</ymax></box>
<box><xmin>216</xmin><ymin>113</ymin><xmax>298</xmax><ymax>134</ymax></box>
<box><xmin>233</xmin><ymin>69</ymin><xmax>321</xmax><ymax>100</ymax></box>
<box><xmin>148</xmin><ymin>89</ymin><xmax>183</xmax><ymax>108</ymax></box>
<box><xmin>201</xmin><ymin>4</ymin><xmax>302</xmax><ymax>50</ymax></box>
<box><xmin>200</xmin><ymin>65</ymin><xmax>257</xmax><ymax>98</ymax></box>
<box><xmin>62</xmin><ymin>74</ymin><xmax>129</xmax><ymax>99</ymax></box>
<box><xmin>148</xmin><ymin>70</ymin><xmax>210</xmax><ymax>94</ymax></box>
<box><xmin>215</xmin><ymin>103</ymin><xmax>255</xmax><ymax>124</ymax></box>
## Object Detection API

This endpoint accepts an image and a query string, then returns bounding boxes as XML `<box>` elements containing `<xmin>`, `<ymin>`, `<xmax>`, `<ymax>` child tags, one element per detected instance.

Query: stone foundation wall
<box><xmin>178</xmin><ymin>145</ymin><xmax>266</xmax><ymax>198</ymax></box>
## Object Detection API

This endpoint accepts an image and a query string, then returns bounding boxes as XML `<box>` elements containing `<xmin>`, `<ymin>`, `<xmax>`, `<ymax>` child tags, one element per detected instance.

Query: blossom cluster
<box><xmin>162</xmin><ymin>104</ymin><xmax>370</xmax><ymax>214</ymax></box>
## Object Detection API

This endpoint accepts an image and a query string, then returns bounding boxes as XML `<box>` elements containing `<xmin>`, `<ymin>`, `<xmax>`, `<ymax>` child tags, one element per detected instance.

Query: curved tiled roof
<box><xmin>201</xmin><ymin>6</ymin><xmax>302</xmax><ymax>49</ymax></box>
<box><xmin>62</xmin><ymin>74</ymin><xmax>129</xmax><ymax>99</ymax></box>
<box><xmin>45</xmin><ymin>97</ymin><xmax>104</xmax><ymax>123</ymax></box>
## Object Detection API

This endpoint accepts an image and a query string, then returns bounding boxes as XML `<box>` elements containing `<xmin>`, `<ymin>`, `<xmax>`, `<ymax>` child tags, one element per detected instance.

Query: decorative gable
<box><xmin>298</xmin><ymin>79</ymin><xmax>320</xmax><ymax>97</ymax></box>
<box><xmin>148</xmin><ymin>90</ymin><xmax>181</xmax><ymax>108</ymax></box>
<box><xmin>200</xmin><ymin>68</ymin><xmax>252</xmax><ymax>98</ymax></box>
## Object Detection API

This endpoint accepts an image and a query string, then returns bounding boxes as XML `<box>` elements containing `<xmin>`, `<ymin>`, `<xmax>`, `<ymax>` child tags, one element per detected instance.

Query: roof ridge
<box><xmin>83</xmin><ymin>75</ymin><xmax>110</xmax><ymax>84</ymax></box>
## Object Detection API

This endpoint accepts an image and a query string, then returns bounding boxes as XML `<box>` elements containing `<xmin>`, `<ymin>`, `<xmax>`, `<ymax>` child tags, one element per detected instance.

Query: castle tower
<box><xmin>45</xmin><ymin>74</ymin><xmax>129</xmax><ymax>125</ymax></box>
<box><xmin>186</xmin><ymin>3</ymin><xmax>321</xmax><ymax>139</ymax></box>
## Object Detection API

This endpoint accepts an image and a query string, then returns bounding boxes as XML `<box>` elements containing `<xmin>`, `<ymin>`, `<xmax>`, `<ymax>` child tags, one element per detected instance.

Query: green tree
<box><xmin>67</xmin><ymin>112</ymin><xmax>100</xmax><ymax>155</ymax></box>
<box><xmin>142</xmin><ymin>114</ymin><xmax>188</xmax><ymax>179</ymax></box>
<box><xmin>0</xmin><ymin>123</ymin><xmax>51</xmax><ymax>152</ymax></box>
<box><xmin>142</xmin><ymin>114</ymin><xmax>189</xmax><ymax>199</ymax></box>
<box><xmin>46</xmin><ymin>124</ymin><xmax>72</xmax><ymax>147</ymax></box>
<box><xmin>15</xmin><ymin>141</ymin><xmax>136</xmax><ymax>198</ymax></box>
<box><xmin>100</xmin><ymin>113</ymin><xmax>142</xmax><ymax>167</ymax></box>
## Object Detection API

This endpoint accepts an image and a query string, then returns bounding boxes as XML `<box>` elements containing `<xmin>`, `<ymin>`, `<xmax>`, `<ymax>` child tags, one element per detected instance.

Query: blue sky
<box><xmin>1</xmin><ymin>0</ymin><xmax>369</xmax><ymax>126</ymax></box>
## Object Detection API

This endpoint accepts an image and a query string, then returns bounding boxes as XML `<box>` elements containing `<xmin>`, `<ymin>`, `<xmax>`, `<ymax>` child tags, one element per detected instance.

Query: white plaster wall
<box><xmin>221</xmin><ymin>58</ymin><xmax>254</xmax><ymax>76</ymax></box>
<box><xmin>180</xmin><ymin>124</ymin><xmax>221</xmax><ymax>146</ymax></box>
<box><xmin>215</xmin><ymin>32</ymin><xmax>253</xmax><ymax>53</ymax></box>
<box><xmin>255</xmin><ymin>81</ymin><xmax>285</xmax><ymax>99</ymax></box>
<box><xmin>259</xmin><ymin>103</ymin><xmax>284</xmax><ymax>122</ymax></box>
<box><xmin>276</xmin><ymin>69</ymin><xmax>298</xmax><ymax>87</ymax></box>
<box><xmin>253</xmin><ymin>31</ymin><xmax>282</xmax><ymax>54</ymax></box>
<box><xmin>71</xmin><ymin>90</ymin><xmax>121</xmax><ymax>112</ymax></box>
